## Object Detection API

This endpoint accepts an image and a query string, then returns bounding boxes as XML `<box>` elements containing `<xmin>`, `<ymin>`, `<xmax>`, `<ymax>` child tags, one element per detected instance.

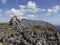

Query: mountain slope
<box><xmin>21</xmin><ymin>19</ymin><xmax>55</xmax><ymax>28</ymax></box>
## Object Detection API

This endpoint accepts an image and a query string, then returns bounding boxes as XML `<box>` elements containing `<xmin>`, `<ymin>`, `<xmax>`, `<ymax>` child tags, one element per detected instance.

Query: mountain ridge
<box><xmin>21</xmin><ymin>18</ymin><xmax>55</xmax><ymax>27</ymax></box>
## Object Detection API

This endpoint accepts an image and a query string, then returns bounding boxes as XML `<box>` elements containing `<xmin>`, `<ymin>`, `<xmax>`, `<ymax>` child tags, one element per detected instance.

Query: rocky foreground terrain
<box><xmin>0</xmin><ymin>29</ymin><xmax>60</xmax><ymax>45</ymax></box>
<box><xmin>0</xmin><ymin>16</ymin><xmax>60</xmax><ymax>45</ymax></box>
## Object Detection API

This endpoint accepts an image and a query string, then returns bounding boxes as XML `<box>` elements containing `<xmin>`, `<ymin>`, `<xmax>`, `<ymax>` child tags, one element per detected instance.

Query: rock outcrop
<box><xmin>0</xmin><ymin>29</ymin><xmax>60</xmax><ymax>45</ymax></box>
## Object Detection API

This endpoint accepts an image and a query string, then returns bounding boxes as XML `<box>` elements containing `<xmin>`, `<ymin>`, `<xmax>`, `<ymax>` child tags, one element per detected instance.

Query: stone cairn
<box><xmin>9</xmin><ymin>16</ymin><xmax>21</xmax><ymax>31</ymax></box>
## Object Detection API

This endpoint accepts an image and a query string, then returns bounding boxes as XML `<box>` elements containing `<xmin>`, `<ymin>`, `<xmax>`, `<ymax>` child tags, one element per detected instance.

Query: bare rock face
<box><xmin>9</xmin><ymin>16</ymin><xmax>21</xmax><ymax>30</ymax></box>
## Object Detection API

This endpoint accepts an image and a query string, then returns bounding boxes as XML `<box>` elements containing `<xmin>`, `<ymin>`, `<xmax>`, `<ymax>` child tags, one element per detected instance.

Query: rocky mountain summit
<box><xmin>0</xmin><ymin>16</ymin><xmax>60</xmax><ymax>45</ymax></box>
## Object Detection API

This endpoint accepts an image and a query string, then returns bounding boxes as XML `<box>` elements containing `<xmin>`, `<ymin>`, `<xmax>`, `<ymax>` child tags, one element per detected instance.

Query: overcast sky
<box><xmin>0</xmin><ymin>0</ymin><xmax>60</xmax><ymax>25</ymax></box>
